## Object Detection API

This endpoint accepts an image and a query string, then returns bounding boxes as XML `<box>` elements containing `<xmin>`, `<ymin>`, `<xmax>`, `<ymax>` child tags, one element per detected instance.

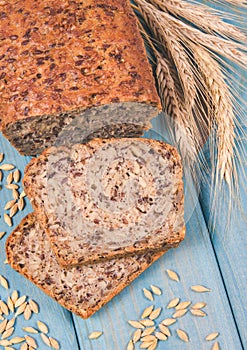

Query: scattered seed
<box><xmin>149</xmin><ymin>307</ymin><xmax>162</xmax><ymax>320</ymax></box>
<box><xmin>133</xmin><ymin>329</ymin><xmax>142</xmax><ymax>343</ymax></box>
<box><xmin>191</xmin><ymin>285</ymin><xmax>212</xmax><ymax>293</ymax></box>
<box><xmin>148</xmin><ymin>340</ymin><xmax>158</xmax><ymax>350</ymax></box>
<box><xmin>9</xmin><ymin>203</ymin><xmax>18</xmax><ymax>217</ymax></box>
<box><xmin>161</xmin><ymin>318</ymin><xmax>177</xmax><ymax>326</ymax></box>
<box><xmin>0</xmin><ymin>301</ymin><xmax>9</xmax><ymax>315</ymax></box>
<box><xmin>206</xmin><ymin>332</ymin><xmax>219</xmax><ymax>341</ymax></box>
<box><xmin>49</xmin><ymin>337</ymin><xmax>60</xmax><ymax>350</ymax></box>
<box><xmin>175</xmin><ymin>301</ymin><xmax>191</xmax><ymax>310</ymax></box>
<box><xmin>28</xmin><ymin>300</ymin><xmax>39</xmax><ymax>314</ymax></box>
<box><xmin>6</xmin><ymin>172</ymin><xmax>13</xmax><ymax>185</ymax></box>
<box><xmin>141</xmin><ymin>305</ymin><xmax>154</xmax><ymax>319</ymax></box>
<box><xmin>13</xmin><ymin>169</ymin><xmax>20</xmax><ymax>183</ymax></box>
<box><xmin>22</xmin><ymin>327</ymin><xmax>38</xmax><ymax>334</ymax></box>
<box><xmin>20</xmin><ymin>343</ymin><xmax>28</xmax><ymax>350</ymax></box>
<box><xmin>4</xmin><ymin>200</ymin><xmax>16</xmax><ymax>210</ymax></box>
<box><xmin>166</xmin><ymin>269</ymin><xmax>180</xmax><ymax>282</ymax></box>
<box><xmin>4</xmin><ymin>214</ymin><xmax>12</xmax><ymax>227</ymax></box>
<box><xmin>166</xmin><ymin>298</ymin><xmax>180</xmax><ymax>309</ymax></box>
<box><xmin>0</xmin><ymin>153</ymin><xmax>4</xmax><ymax>163</ymax></box>
<box><xmin>5</xmin><ymin>184</ymin><xmax>19</xmax><ymax>190</ymax></box>
<box><xmin>10</xmin><ymin>336</ymin><xmax>25</xmax><ymax>344</ymax></box>
<box><xmin>0</xmin><ymin>275</ymin><xmax>9</xmax><ymax>289</ymax></box>
<box><xmin>7</xmin><ymin>298</ymin><xmax>14</xmax><ymax>313</ymax></box>
<box><xmin>25</xmin><ymin>335</ymin><xmax>37</xmax><ymax>348</ymax></box>
<box><xmin>140</xmin><ymin>319</ymin><xmax>155</xmax><ymax>327</ymax></box>
<box><xmin>143</xmin><ymin>288</ymin><xmax>153</xmax><ymax>301</ymax></box>
<box><xmin>12</xmin><ymin>189</ymin><xmax>19</xmax><ymax>200</ymax></box>
<box><xmin>37</xmin><ymin>320</ymin><xmax>49</xmax><ymax>334</ymax></box>
<box><xmin>0</xmin><ymin>232</ymin><xmax>6</xmax><ymax>239</ymax></box>
<box><xmin>15</xmin><ymin>295</ymin><xmax>26</xmax><ymax>308</ymax></box>
<box><xmin>18</xmin><ymin>197</ymin><xmax>25</xmax><ymax>211</ymax></box>
<box><xmin>24</xmin><ymin>305</ymin><xmax>32</xmax><ymax>320</ymax></box>
<box><xmin>20</xmin><ymin>191</ymin><xmax>26</xmax><ymax>198</ymax></box>
<box><xmin>0</xmin><ymin>339</ymin><xmax>11</xmax><ymax>346</ymax></box>
<box><xmin>191</xmin><ymin>302</ymin><xmax>207</xmax><ymax>309</ymax></box>
<box><xmin>212</xmin><ymin>342</ymin><xmax>220</xmax><ymax>350</ymax></box>
<box><xmin>128</xmin><ymin>320</ymin><xmax>144</xmax><ymax>329</ymax></box>
<box><xmin>140</xmin><ymin>341</ymin><xmax>154</xmax><ymax>349</ymax></box>
<box><xmin>6</xmin><ymin>318</ymin><xmax>15</xmax><ymax>330</ymax></box>
<box><xmin>127</xmin><ymin>339</ymin><xmax>134</xmax><ymax>350</ymax></box>
<box><xmin>0</xmin><ymin>164</ymin><xmax>15</xmax><ymax>171</ymax></box>
<box><xmin>172</xmin><ymin>309</ymin><xmax>188</xmax><ymax>318</ymax></box>
<box><xmin>11</xmin><ymin>290</ymin><xmax>18</xmax><ymax>304</ymax></box>
<box><xmin>190</xmin><ymin>309</ymin><xmax>207</xmax><ymax>317</ymax></box>
<box><xmin>141</xmin><ymin>327</ymin><xmax>156</xmax><ymax>337</ymax></box>
<box><xmin>155</xmin><ymin>332</ymin><xmax>167</xmax><ymax>341</ymax></box>
<box><xmin>6</xmin><ymin>172</ymin><xmax>13</xmax><ymax>184</ymax></box>
<box><xmin>176</xmin><ymin>329</ymin><xmax>189</xmax><ymax>342</ymax></box>
<box><xmin>0</xmin><ymin>319</ymin><xmax>7</xmax><ymax>334</ymax></box>
<box><xmin>2</xmin><ymin>327</ymin><xmax>14</xmax><ymax>339</ymax></box>
<box><xmin>159</xmin><ymin>324</ymin><xmax>171</xmax><ymax>337</ymax></box>
<box><xmin>15</xmin><ymin>302</ymin><xmax>27</xmax><ymax>317</ymax></box>
<box><xmin>88</xmin><ymin>331</ymin><xmax>103</xmax><ymax>339</ymax></box>
<box><xmin>40</xmin><ymin>333</ymin><xmax>51</xmax><ymax>347</ymax></box>
<box><xmin>141</xmin><ymin>335</ymin><xmax>156</xmax><ymax>342</ymax></box>
<box><xmin>150</xmin><ymin>285</ymin><xmax>162</xmax><ymax>296</ymax></box>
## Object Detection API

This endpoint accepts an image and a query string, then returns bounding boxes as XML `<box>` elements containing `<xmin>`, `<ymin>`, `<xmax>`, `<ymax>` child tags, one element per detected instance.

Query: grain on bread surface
<box><xmin>23</xmin><ymin>138</ymin><xmax>185</xmax><ymax>267</ymax></box>
<box><xmin>6</xmin><ymin>213</ymin><xmax>166</xmax><ymax>319</ymax></box>
<box><xmin>0</xmin><ymin>0</ymin><xmax>161</xmax><ymax>154</ymax></box>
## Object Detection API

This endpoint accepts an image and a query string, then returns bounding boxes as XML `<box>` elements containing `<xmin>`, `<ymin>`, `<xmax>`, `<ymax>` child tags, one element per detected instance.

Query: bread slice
<box><xmin>23</xmin><ymin>138</ymin><xmax>185</xmax><ymax>267</ymax></box>
<box><xmin>0</xmin><ymin>0</ymin><xmax>160</xmax><ymax>155</ymax></box>
<box><xmin>6</xmin><ymin>213</ymin><xmax>168</xmax><ymax>319</ymax></box>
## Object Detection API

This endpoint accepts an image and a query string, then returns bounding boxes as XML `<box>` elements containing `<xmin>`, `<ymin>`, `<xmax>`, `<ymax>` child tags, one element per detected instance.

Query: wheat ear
<box><xmin>150</xmin><ymin>0</ymin><xmax>247</xmax><ymax>42</ymax></box>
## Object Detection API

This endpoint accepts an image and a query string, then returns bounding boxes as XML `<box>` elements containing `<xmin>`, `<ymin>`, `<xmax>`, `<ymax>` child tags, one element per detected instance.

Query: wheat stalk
<box><xmin>193</xmin><ymin>46</ymin><xmax>236</xmax><ymax>185</ymax></box>
<box><xmin>150</xmin><ymin>0</ymin><xmax>247</xmax><ymax>42</ymax></box>
<box><xmin>133</xmin><ymin>0</ymin><xmax>247</xmax><ymax>228</ymax></box>
<box><xmin>135</xmin><ymin>0</ymin><xmax>197</xmax><ymax>109</ymax></box>
<box><xmin>156</xmin><ymin>56</ymin><xmax>198</xmax><ymax>163</ymax></box>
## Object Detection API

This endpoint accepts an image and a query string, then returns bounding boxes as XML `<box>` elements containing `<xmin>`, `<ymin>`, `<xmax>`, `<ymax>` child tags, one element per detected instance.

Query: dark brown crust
<box><xmin>23</xmin><ymin>138</ymin><xmax>185</xmax><ymax>267</ymax></box>
<box><xmin>0</xmin><ymin>0</ymin><xmax>161</xmax><ymax>154</ymax></box>
<box><xmin>6</xmin><ymin>213</ymin><xmax>167</xmax><ymax>319</ymax></box>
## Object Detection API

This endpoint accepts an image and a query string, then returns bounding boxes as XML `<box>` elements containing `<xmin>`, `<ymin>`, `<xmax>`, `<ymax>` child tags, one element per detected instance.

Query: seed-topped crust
<box><xmin>0</xmin><ymin>0</ymin><xmax>161</xmax><ymax>155</ymax></box>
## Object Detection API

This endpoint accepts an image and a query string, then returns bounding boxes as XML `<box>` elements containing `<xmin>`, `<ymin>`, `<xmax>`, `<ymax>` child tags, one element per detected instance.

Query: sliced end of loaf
<box><xmin>6</xmin><ymin>213</ymin><xmax>167</xmax><ymax>318</ymax></box>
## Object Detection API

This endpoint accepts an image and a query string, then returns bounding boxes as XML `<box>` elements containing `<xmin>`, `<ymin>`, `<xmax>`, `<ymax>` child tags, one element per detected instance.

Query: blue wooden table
<box><xmin>0</xmin><ymin>112</ymin><xmax>246</xmax><ymax>350</ymax></box>
<box><xmin>0</xmin><ymin>7</ymin><xmax>246</xmax><ymax>350</ymax></box>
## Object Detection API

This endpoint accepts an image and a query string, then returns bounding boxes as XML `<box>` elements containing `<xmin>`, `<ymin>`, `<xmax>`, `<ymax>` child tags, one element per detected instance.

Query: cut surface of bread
<box><xmin>0</xmin><ymin>0</ymin><xmax>160</xmax><ymax>155</ymax></box>
<box><xmin>23</xmin><ymin>138</ymin><xmax>185</xmax><ymax>267</ymax></box>
<box><xmin>6</xmin><ymin>213</ymin><xmax>167</xmax><ymax>319</ymax></box>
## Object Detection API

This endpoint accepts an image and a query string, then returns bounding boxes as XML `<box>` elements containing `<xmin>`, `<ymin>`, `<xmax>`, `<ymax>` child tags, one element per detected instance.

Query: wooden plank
<box><xmin>198</xmin><ymin>37</ymin><xmax>247</xmax><ymax>348</ymax></box>
<box><xmin>71</xmin><ymin>126</ymin><xmax>243</xmax><ymax>349</ymax></box>
<box><xmin>199</xmin><ymin>168</ymin><xmax>247</xmax><ymax>349</ymax></box>
<box><xmin>0</xmin><ymin>134</ymin><xmax>79</xmax><ymax>350</ymax></box>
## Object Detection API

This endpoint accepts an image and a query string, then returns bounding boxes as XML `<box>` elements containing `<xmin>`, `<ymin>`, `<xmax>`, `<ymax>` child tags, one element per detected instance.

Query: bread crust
<box><xmin>0</xmin><ymin>0</ymin><xmax>161</xmax><ymax>154</ymax></box>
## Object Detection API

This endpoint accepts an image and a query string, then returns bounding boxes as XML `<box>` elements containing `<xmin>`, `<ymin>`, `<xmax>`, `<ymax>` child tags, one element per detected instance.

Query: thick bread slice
<box><xmin>0</xmin><ymin>0</ymin><xmax>160</xmax><ymax>155</ymax></box>
<box><xmin>23</xmin><ymin>138</ymin><xmax>185</xmax><ymax>267</ymax></box>
<box><xmin>6</xmin><ymin>214</ymin><xmax>169</xmax><ymax>319</ymax></box>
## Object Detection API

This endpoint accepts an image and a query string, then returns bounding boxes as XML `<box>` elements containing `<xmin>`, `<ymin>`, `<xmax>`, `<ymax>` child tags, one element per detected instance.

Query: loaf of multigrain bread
<box><xmin>6</xmin><ymin>213</ymin><xmax>169</xmax><ymax>319</ymax></box>
<box><xmin>23</xmin><ymin>138</ymin><xmax>185</xmax><ymax>267</ymax></box>
<box><xmin>0</xmin><ymin>0</ymin><xmax>161</xmax><ymax>155</ymax></box>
